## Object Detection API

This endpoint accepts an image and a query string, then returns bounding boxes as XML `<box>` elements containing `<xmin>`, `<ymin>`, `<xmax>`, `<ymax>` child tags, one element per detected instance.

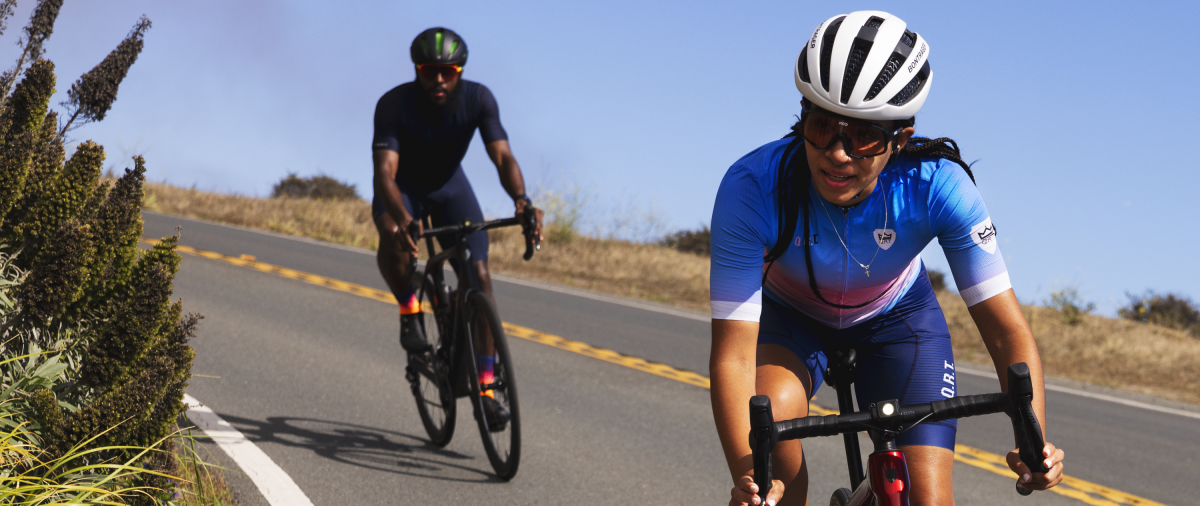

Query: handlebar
<box><xmin>411</xmin><ymin>214</ymin><xmax>541</xmax><ymax>262</ymax></box>
<box><xmin>750</xmin><ymin>362</ymin><xmax>1048</xmax><ymax>502</ymax></box>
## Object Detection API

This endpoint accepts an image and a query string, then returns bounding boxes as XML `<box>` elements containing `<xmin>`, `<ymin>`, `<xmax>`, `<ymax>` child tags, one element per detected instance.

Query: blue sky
<box><xmin>7</xmin><ymin>0</ymin><xmax>1198</xmax><ymax>315</ymax></box>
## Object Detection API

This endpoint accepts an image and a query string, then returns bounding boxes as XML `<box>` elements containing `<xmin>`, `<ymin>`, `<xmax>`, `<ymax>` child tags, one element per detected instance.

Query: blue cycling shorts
<box><xmin>758</xmin><ymin>266</ymin><xmax>959</xmax><ymax>450</ymax></box>
<box><xmin>372</xmin><ymin>165</ymin><xmax>489</xmax><ymax>263</ymax></box>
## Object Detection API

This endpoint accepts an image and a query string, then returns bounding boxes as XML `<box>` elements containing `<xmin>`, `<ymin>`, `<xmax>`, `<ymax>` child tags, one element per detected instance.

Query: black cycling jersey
<box><xmin>371</xmin><ymin>79</ymin><xmax>508</xmax><ymax>191</ymax></box>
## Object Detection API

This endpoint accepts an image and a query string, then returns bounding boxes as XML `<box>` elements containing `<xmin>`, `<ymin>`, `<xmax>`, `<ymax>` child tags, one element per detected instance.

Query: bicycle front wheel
<box><xmin>408</xmin><ymin>275</ymin><xmax>456</xmax><ymax>446</ymax></box>
<box><xmin>464</xmin><ymin>290</ymin><xmax>521</xmax><ymax>480</ymax></box>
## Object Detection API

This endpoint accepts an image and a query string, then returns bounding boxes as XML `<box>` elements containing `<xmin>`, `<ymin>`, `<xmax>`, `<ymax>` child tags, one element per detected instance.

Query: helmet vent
<box><xmin>888</xmin><ymin>60</ymin><xmax>930</xmax><ymax>106</ymax></box>
<box><xmin>840</xmin><ymin>17</ymin><xmax>884</xmax><ymax>104</ymax></box>
<box><xmin>865</xmin><ymin>53</ymin><xmax>905</xmax><ymax>101</ymax></box>
<box><xmin>797</xmin><ymin>47</ymin><xmax>811</xmax><ymax>83</ymax></box>
<box><xmin>865</xmin><ymin>32</ymin><xmax>917</xmax><ymax>102</ymax></box>
<box><xmin>819</xmin><ymin>16</ymin><xmax>845</xmax><ymax>92</ymax></box>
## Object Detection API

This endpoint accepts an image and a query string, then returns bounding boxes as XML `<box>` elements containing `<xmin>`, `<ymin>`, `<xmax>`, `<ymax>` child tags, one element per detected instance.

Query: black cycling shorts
<box><xmin>372</xmin><ymin>165</ymin><xmax>489</xmax><ymax>263</ymax></box>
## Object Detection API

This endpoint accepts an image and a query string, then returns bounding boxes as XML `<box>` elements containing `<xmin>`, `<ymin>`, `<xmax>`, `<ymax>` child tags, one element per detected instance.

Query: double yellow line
<box><xmin>149</xmin><ymin>238</ymin><xmax>1165</xmax><ymax>506</ymax></box>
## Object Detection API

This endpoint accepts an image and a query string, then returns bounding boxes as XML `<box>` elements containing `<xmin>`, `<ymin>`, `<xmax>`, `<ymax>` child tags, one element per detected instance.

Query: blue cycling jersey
<box><xmin>710</xmin><ymin>138</ymin><xmax>1010</xmax><ymax>329</ymax></box>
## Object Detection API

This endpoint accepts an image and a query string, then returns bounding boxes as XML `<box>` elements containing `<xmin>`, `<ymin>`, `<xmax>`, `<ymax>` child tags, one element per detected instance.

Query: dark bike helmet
<box><xmin>410</xmin><ymin>27</ymin><xmax>468</xmax><ymax>66</ymax></box>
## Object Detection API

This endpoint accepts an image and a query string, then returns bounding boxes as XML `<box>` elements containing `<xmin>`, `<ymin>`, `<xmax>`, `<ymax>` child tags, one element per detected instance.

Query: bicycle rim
<box><xmin>409</xmin><ymin>276</ymin><xmax>456</xmax><ymax>446</ymax></box>
<box><xmin>465</xmin><ymin>291</ymin><xmax>521</xmax><ymax>480</ymax></box>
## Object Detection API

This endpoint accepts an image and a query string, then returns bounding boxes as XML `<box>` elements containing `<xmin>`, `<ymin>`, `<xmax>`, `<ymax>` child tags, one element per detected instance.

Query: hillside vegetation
<box><xmin>143</xmin><ymin>182</ymin><xmax>1200</xmax><ymax>405</ymax></box>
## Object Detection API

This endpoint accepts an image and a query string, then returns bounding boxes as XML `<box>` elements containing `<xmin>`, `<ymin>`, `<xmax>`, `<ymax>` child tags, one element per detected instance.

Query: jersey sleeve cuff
<box><xmin>711</xmin><ymin>301</ymin><xmax>761</xmax><ymax>321</ymax></box>
<box><xmin>959</xmin><ymin>272</ymin><xmax>1012</xmax><ymax>306</ymax></box>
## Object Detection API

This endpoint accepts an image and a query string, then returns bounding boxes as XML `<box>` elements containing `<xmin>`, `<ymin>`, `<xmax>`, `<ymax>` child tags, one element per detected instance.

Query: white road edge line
<box><xmin>955</xmin><ymin>365</ymin><xmax>1200</xmax><ymax>421</ymax></box>
<box><xmin>183</xmin><ymin>394</ymin><xmax>315</xmax><ymax>506</ymax></box>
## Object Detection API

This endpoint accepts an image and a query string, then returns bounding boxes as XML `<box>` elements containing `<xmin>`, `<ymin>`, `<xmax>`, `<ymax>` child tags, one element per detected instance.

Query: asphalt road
<box><xmin>144</xmin><ymin>212</ymin><xmax>1199</xmax><ymax>505</ymax></box>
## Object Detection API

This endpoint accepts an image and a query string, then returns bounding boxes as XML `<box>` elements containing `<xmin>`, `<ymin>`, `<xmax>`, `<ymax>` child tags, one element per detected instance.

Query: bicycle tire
<box><xmin>464</xmin><ymin>290</ymin><xmax>521</xmax><ymax>480</ymax></box>
<box><xmin>829</xmin><ymin>488</ymin><xmax>852</xmax><ymax>506</ymax></box>
<box><xmin>408</xmin><ymin>275</ymin><xmax>456</xmax><ymax>447</ymax></box>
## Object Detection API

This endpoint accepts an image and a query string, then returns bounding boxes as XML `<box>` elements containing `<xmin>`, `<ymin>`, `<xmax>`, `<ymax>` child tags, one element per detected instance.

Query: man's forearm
<box><xmin>498</xmin><ymin>158</ymin><xmax>526</xmax><ymax>201</ymax></box>
<box><xmin>375</xmin><ymin>175</ymin><xmax>411</xmax><ymax>224</ymax></box>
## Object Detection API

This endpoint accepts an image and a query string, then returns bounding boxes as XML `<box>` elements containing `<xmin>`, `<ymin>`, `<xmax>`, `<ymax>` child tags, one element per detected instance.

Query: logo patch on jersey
<box><xmin>970</xmin><ymin>218</ymin><xmax>998</xmax><ymax>254</ymax></box>
<box><xmin>874</xmin><ymin>229</ymin><xmax>896</xmax><ymax>250</ymax></box>
<box><xmin>794</xmin><ymin>234</ymin><xmax>819</xmax><ymax>247</ymax></box>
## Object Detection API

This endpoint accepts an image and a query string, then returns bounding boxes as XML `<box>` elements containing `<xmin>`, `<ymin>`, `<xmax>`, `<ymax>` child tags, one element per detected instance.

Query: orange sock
<box><xmin>399</xmin><ymin>294</ymin><xmax>420</xmax><ymax>315</ymax></box>
<box><xmin>478</xmin><ymin>355</ymin><xmax>495</xmax><ymax>398</ymax></box>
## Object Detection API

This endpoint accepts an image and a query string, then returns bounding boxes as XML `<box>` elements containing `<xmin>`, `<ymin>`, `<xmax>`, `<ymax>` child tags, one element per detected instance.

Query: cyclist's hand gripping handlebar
<box><xmin>1005</xmin><ymin>362</ymin><xmax>1049</xmax><ymax>496</ymax></box>
<box><xmin>749</xmin><ymin>395</ymin><xmax>777</xmax><ymax>505</ymax></box>
<box><xmin>521</xmin><ymin>206</ymin><xmax>540</xmax><ymax>261</ymax></box>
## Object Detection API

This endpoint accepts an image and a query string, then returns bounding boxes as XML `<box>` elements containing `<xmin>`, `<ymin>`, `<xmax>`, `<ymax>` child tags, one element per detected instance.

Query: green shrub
<box><xmin>1047</xmin><ymin>287</ymin><xmax>1095</xmax><ymax>326</ymax></box>
<box><xmin>1</xmin><ymin>110</ymin><xmax>64</xmax><ymax>244</ymax></box>
<box><xmin>660</xmin><ymin>226</ymin><xmax>710</xmax><ymax>256</ymax></box>
<box><xmin>12</xmin><ymin>140</ymin><xmax>105</xmax><ymax>253</ymax></box>
<box><xmin>0</xmin><ymin>8</ymin><xmax>207</xmax><ymax>503</ymax></box>
<box><xmin>12</xmin><ymin>217</ymin><xmax>96</xmax><ymax>326</ymax></box>
<box><xmin>271</xmin><ymin>172</ymin><xmax>359</xmax><ymax>200</ymax></box>
<box><xmin>1119</xmin><ymin>291</ymin><xmax>1200</xmax><ymax>337</ymax></box>
<box><xmin>0</xmin><ymin>59</ymin><xmax>55</xmax><ymax>225</ymax></box>
<box><xmin>535</xmin><ymin>187</ymin><xmax>586</xmax><ymax>244</ymax></box>
<box><xmin>78</xmin><ymin>237</ymin><xmax>179</xmax><ymax>393</ymax></box>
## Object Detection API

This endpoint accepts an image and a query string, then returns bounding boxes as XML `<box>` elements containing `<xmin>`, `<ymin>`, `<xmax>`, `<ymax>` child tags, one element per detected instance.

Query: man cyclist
<box><xmin>372</xmin><ymin>27</ymin><xmax>543</xmax><ymax>426</ymax></box>
<box><xmin>708</xmin><ymin>12</ymin><xmax>1064</xmax><ymax>505</ymax></box>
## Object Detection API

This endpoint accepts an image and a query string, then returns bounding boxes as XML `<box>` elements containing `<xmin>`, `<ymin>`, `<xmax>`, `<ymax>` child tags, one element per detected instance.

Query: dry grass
<box><xmin>487</xmin><ymin>227</ymin><xmax>710</xmax><ymax>312</ymax></box>
<box><xmin>141</xmin><ymin>182</ymin><xmax>1200</xmax><ymax>405</ymax></box>
<box><xmin>173</xmin><ymin>430</ymin><xmax>241</xmax><ymax>506</ymax></box>
<box><xmin>939</xmin><ymin>292</ymin><xmax>1200</xmax><ymax>405</ymax></box>
<box><xmin>144</xmin><ymin>182</ymin><xmax>378</xmax><ymax>249</ymax></box>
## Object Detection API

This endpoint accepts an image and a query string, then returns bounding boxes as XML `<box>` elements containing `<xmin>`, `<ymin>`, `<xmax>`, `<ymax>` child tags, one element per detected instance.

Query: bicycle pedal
<box><xmin>404</xmin><ymin>366</ymin><xmax>418</xmax><ymax>384</ymax></box>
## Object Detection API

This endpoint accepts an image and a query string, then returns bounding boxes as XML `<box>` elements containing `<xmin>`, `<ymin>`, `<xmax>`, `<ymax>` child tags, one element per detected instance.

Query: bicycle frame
<box><xmin>415</xmin><ymin>218</ymin><xmax>489</xmax><ymax>398</ymax></box>
<box><xmin>410</xmin><ymin>215</ymin><xmax>535</xmax><ymax>397</ymax></box>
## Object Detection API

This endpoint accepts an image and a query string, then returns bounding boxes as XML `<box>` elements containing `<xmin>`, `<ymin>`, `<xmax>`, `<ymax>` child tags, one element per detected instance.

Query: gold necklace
<box><xmin>819</xmin><ymin>186</ymin><xmax>887</xmax><ymax>277</ymax></box>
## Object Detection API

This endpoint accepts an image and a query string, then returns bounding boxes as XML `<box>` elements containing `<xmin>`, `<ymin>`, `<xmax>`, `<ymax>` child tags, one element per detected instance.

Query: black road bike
<box><xmin>751</xmin><ymin>353</ymin><xmax>1050</xmax><ymax>506</ymax></box>
<box><xmin>403</xmin><ymin>214</ymin><xmax>537</xmax><ymax>480</ymax></box>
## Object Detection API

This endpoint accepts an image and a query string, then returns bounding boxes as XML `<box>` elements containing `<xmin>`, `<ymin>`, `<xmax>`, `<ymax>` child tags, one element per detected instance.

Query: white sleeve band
<box><xmin>711</xmin><ymin>301</ymin><xmax>762</xmax><ymax>321</ymax></box>
<box><xmin>959</xmin><ymin>272</ymin><xmax>1012</xmax><ymax>306</ymax></box>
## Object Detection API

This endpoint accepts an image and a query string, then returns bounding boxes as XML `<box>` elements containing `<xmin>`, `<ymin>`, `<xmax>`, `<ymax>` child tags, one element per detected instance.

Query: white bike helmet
<box><xmin>795</xmin><ymin>11</ymin><xmax>931</xmax><ymax>121</ymax></box>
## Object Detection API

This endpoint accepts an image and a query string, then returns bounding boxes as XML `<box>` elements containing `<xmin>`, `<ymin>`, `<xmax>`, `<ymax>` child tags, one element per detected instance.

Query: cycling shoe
<box><xmin>399</xmin><ymin>314</ymin><xmax>431</xmax><ymax>352</ymax></box>
<box><xmin>480</xmin><ymin>395</ymin><xmax>510</xmax><ymax>432</ymax></box>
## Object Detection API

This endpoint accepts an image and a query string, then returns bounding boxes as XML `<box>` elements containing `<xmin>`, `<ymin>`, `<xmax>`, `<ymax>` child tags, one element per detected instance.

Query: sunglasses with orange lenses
<box><xmin>802</xmin><ymin>106</ymin><xmax>903</xmax><ymax>159</ymax></box>
<box><xmin>416</xmin><ymin>63</ymin><xmax>462</xmax><ymax>81</ymax></box>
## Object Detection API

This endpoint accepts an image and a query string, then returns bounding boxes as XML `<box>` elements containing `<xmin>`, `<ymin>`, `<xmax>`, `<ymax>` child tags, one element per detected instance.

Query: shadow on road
<box><xmin>205</xmin><ymin>413</ymin><xmax>503</xmax><ymax>483</ymax></box>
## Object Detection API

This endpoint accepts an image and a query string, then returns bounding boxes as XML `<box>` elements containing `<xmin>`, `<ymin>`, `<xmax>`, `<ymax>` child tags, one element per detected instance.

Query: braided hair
<box><xmin>761</xmin><ymin>110</ymin><xmax>977</xmax><ymax>309</ymax></box>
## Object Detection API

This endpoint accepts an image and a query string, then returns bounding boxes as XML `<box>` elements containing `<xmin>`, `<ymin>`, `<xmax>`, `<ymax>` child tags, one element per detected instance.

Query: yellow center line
<box><xmin>149</xmin><ymin>238</ymin><xmax>1165</xmax><ymax>506</ymax></box>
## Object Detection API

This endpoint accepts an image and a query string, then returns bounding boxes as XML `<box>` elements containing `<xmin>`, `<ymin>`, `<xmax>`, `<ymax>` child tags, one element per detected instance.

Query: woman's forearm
<box><xmin>711</xmin><ymin>319</ymin><xmax>762</xmax><ymax>483</ymax></box>
<box><xmin>968</xmin><ymin>289</ymin><xmax>1048</xmax><ymax>434</ymax></box>
<box><xmin>711</xmin><ymin>358</ymin><xmax>758</xmax><ymax>482</ymax></box>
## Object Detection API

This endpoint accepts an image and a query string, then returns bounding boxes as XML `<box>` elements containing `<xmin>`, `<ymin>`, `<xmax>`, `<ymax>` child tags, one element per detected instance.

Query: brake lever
<box><xmin>1005</xmin><ymin>363</ymin><xmax>1049</xmax><ymax>496</ymax></box>
<box><xmin>521</xmin><ymin>208</ymin><xmax>540</xmax><ymax>261</ymax></box>
<box><xmin>749</xmin><ymin>396</ymin><xmax>777</xmax><ymax>505</ymax></box>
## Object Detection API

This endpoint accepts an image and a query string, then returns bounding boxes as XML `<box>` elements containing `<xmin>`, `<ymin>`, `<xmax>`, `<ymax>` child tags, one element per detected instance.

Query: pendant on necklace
<box><xmin>865</xmin><ymin>268</ymin><xmax>870</xmax><ymax>277</ymax></box>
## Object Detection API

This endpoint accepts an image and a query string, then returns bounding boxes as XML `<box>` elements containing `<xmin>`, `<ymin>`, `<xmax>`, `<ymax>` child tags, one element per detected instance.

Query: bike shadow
<box><xmin>194</xmin><ymin>412</ymin><xmax>504</xmax><ymax>483</ymax></box>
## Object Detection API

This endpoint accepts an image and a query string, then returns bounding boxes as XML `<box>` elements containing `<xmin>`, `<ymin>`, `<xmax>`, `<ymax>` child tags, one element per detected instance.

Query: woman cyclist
<box><xmin>709</xmin><ymin>11</ymin><xmax>1065</xmax><ymax>505</ymax></box>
